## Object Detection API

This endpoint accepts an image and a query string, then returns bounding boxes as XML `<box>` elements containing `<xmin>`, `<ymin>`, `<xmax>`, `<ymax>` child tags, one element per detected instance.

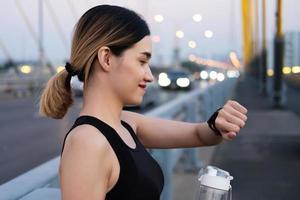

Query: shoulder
<box><xmin>61</xmin><ymin>124</ymin><xmax>114</xmax><ymax>172</ymax></box>
<box><xmin>66</xmin><ymin>124</ymin><xmax>111</xmax><ymax>154</ymax></box>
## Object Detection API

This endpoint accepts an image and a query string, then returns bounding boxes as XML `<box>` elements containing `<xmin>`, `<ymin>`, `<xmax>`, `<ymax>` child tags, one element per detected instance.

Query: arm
<box><xmin>59</xmin><ymin>125</ymin><xmax>112</xmax><ymax>200</ymax></box>
<box><xmin>122</xmin><ymin>100</ymin><xmax>247</xmax><ymax>149</ymax></box>
<box><xmin>122</xmin><ymin>111</ymin><xmax>221</xmax><ymax>148</ymax></box>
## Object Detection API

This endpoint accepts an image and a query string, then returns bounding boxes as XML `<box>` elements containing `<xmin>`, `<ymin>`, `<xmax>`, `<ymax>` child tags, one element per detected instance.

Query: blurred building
<box><xmin>266</xmin><ymin>31</ymin><xmax>300</xmax><ymax>71</ymax></box>
<box><xmin>284</xmin><ymin>31</ymin><xmax>300</xmax><ymax>66</ymax></box>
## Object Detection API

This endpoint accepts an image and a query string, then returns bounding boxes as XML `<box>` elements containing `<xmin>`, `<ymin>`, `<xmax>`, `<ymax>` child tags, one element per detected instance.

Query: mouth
<box><xmin>138</xmin><ymin>84</ymin><xmax>147</xmax><ymax>90</ymax></box>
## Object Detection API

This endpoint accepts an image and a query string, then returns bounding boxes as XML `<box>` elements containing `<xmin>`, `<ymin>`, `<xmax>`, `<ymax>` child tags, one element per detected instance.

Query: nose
<box><xmin>144</xmin><ymin>65</ymin><xmax>154</xmax><ymax>83</ymax></box>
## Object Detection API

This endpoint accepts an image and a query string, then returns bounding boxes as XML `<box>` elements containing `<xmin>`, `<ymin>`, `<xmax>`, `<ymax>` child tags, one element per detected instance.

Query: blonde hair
<box><xmin>39</xmin><ymin>5</ymin><xmax>150</xmax><ymax>119</ymax></box>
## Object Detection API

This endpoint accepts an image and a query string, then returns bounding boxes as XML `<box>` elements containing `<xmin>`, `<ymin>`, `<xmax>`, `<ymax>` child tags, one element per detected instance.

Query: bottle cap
<box><xmin>198</xmin><ymin>166</ymin><xmax>233</xmax><ymax>191</ymax></box>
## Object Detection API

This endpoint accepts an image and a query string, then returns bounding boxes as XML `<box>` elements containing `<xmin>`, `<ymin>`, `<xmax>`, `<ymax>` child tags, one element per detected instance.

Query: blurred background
<box><xmin>0</xmin><ymin>0</ymin><xmax>300</xmax><ymax>200</ymax></box>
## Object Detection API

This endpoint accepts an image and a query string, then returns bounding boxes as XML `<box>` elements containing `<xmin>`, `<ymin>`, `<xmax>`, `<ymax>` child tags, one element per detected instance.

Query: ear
<box><xmin>97</xmin><ymin>46</ymin><xmax>112</xmax><ymax>72</ymax></box>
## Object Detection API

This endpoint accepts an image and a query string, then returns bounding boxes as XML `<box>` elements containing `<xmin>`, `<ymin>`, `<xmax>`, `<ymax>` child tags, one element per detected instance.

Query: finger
<box><xmin>219</xmin><ymin>109</ymin><xmax>246</xmax><ymax>128</ymax></box>
<box><xmin>223</xmin><ymin>103</ymin><xmax>247</xmax><ymax>120</ymax></box>
<box><xmin>215</xmin><ymin>118</ymin><xmax>240</xmax><ymax>133</ymax></box>
<box><xmin>227</xmin><ymin>131</ymin><xmax>237</xmax><ymax>139</ymax></box>
<box><xmin>220</xmin><ymin>131</ymin><xmax>236</xmax><ymax>140</ymax></box>
<box><xmin>224</xmin><ymin>106</ymin><xmax>247</xmax><ymax>122</ymax></box>
<box><xmin>228</xmin><ymin>100</ymin><xmax>248</xmax><ymax>115</ymax></box>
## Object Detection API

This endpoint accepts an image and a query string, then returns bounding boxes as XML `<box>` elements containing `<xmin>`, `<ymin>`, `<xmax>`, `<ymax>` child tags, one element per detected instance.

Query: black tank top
<box><xmin>61</xmin><ymin>115</ymin><xmax>164</xmax><ymax>200</ymax></box>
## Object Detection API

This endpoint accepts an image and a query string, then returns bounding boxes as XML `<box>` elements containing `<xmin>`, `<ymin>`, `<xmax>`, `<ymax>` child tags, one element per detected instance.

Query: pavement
<box><xmin>173</xmin><ymin>75</ymin><xmax>300</xmax><ymax>200</ymax></box>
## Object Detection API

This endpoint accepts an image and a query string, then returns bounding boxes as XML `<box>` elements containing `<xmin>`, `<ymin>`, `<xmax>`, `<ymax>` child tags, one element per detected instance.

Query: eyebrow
<box><xmin>140</xmin><ymin>52</ymin><xmax>152</xmax><ymax>59</ymax></box>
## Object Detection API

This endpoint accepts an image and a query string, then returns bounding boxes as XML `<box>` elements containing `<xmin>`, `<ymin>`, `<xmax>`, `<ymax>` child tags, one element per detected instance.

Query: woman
<box><xmin>39</xmin><ymin>5</ymin><xmax>247</xmax><ymax>200</ymax></box>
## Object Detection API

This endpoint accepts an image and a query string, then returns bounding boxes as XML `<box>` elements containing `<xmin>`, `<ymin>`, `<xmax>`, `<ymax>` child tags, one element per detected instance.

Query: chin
<box><xmin>126</xmin><ymin>97</ymin><xmax>143</xmax><ymax>106</ymax></box>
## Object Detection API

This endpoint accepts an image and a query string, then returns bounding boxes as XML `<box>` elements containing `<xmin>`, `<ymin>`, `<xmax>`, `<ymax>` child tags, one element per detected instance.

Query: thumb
<box><xmin>222</xmin><ymin>131</ymin><xmax>237</xmax><ymax>140</ymax></box>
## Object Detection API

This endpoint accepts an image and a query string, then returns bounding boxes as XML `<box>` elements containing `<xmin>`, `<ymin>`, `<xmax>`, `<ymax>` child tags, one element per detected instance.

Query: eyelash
<box><xmin>140</xmin><ymin>60</ymin><xmax>148</xmax><ymax>65</ymax></box>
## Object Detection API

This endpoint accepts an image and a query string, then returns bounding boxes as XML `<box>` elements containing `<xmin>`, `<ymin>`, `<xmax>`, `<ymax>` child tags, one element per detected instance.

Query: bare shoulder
<box><xmin>64</xmin><ymin>124</ymin><xmax>111</xmax><ymax>155</ymax></box>
<box><xmin>60</xmin><ymin>124</ymin><xmax>113</xmax><ymax>171</ymax></box>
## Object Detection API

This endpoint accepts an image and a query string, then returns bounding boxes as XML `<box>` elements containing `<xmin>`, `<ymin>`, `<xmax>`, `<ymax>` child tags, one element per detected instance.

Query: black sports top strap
<box><xmin>61</xmin><ymin>115</ymin><xmax>138</xmax><ymax>156</ymax></box>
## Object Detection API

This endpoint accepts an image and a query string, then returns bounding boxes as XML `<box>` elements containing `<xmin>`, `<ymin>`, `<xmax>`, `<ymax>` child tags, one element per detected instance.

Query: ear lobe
<box><xmin>97</xmin><ymin>46</ymin><xmax>111</xmax><ymax>72</ymax></box>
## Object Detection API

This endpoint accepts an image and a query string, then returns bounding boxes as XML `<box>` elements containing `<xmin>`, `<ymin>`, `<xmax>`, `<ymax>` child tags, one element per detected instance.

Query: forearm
<box><xmin>196</xmin><ymin>122</ymin><xmax>223</xmax><ymax>146</ymax></box>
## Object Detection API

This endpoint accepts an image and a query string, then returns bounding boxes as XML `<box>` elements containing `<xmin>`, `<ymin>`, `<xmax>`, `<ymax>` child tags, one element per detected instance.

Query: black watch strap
<box><xmin>207</xmin><ymin>107</ymin><xmax>222</xmax><ymax>136</ymax></box>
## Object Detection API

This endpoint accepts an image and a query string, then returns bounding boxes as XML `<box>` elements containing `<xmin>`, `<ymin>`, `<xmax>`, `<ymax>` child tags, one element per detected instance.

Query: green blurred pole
<box><xmin>273</xmin><ymin>0</ymin><xmax>284</xmax><ymax>108</ymax></box>
<box><xmin>260</xmin><ymin>0</ymin><xmax>268</xmax><ymax>95</ymax></box>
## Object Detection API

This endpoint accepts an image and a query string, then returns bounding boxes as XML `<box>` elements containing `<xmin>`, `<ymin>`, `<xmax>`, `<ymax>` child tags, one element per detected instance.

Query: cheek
<box><xmin>111</xmin><ymin>69</ymin><xmax>136</xmax><ymax>93</ymax></box>
<box><xmin>119</xmin><ymin>63</ymin><xmax>143</xmax><ymax>82</ymax></box>
<box><xmin>111</xmin><ymin>59</ymin><xmax>143</xmax><ymax>90</ymax></box>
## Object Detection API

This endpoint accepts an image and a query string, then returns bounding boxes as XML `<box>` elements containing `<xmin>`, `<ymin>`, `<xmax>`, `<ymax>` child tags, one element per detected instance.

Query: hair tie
<box><xmin>65</xmin><ymin>62</ymin><xmax>78</xmax><ymax>77</ymax></box>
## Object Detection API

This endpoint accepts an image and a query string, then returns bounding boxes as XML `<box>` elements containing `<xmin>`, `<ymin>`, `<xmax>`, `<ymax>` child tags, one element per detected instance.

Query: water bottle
<box><xmin>195</xmin><ymin>166</ymin><xmax>233</xmax><ymax>200</ymax></box>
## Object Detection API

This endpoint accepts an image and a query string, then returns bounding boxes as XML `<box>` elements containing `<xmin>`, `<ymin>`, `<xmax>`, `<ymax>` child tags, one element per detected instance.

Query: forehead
<box><xmin>128</xmin><ymin>36</ymin><xmax>152</xmax><ymax>56</ymax></box>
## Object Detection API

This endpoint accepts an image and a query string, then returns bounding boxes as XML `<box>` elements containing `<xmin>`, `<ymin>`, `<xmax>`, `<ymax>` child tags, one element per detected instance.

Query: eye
<box><xmin>140</xmin><ymin>60</ymin><xmax>148</xmax><ymax>65</ymax></box>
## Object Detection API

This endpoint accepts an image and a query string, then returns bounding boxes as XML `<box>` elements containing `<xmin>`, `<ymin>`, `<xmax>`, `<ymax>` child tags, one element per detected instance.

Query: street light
<box><xmin>154</xmin><ymin>14</ymin><xmax>164</xmax><ymax>23</ymax></box>
<box><xmin>292</xmin><ymin>66</ymin><xmax>300</xmax><ymax>73</ymax></box>
<box><xmin>192</xmin><ymin>14</ymin><xmax>202</xmax><ymax>22</ymax></box>
<box><xmin>282</xmin><ymin>66</ymin><xmax>291</xmax><ymax>74</ymax></box>
<box><xmin>188</xmin><ymin>40</ymin><xmax>197</xmax><ymax>49</ymax></box>
<box><xmin>204</xmin><ymin>30</ymin><xmax>213</xmax><ymax>38</ymax></box>
<box><xmin>267</xmin><ymin>69</ymin><xmax>274</xmax><ymax>77</ymax></box>
<box><xmin>20</xmin><ymin>65</ymin><xmax>32</xmax><ymax>74</ymax></box>
<box><xmin>175</xmin><ymin>30</ymin><xmax>184</xmax><ymax>38</ymax></box>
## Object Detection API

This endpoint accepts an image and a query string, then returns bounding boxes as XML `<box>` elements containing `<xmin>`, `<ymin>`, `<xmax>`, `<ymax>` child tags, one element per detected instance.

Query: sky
<box><xmin>0</xmin><ymin>0</ymin><xmax>300</xmax><ymax>66</ymax></box>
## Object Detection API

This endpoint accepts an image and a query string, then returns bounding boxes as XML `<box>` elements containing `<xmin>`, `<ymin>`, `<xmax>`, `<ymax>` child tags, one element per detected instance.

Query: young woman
<box><xmin>39</xmin><ymin>5</ymin><xmax>247</xmax><ymax>200</ymax></box>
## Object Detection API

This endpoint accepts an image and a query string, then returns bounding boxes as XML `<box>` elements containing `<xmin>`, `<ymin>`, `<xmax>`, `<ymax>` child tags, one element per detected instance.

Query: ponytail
<box><xmin>39</xmin><ymin>70</ymin><xmax>73</xmax><ymax>119</ymax></box>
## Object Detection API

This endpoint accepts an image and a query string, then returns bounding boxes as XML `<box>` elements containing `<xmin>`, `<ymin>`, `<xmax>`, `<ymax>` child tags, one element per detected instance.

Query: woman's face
<box><xmin>109</xmin><ymin>36</ymin><xmax>154</xmax><ymax>106</ymax></box>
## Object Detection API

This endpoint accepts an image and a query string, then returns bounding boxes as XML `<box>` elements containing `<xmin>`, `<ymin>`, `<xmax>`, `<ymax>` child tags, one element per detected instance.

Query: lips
<box><xmin>138</xmin><ymin>84</ymin><xmax>147</xmax><ymax>89</ymax></box>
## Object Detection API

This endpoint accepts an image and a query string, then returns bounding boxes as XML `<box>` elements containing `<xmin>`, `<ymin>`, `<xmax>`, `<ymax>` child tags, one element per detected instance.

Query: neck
<box><xmin>79</xmin><ymin>77</ymin><xmax>123</xmax><ymax>128</ymax></box>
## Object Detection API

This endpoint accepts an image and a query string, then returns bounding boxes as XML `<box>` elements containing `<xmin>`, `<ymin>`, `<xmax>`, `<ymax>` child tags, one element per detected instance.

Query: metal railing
<box><xmin>147</xmin><ymin>78</ymin><xmax>237</xmax><ymax>200</ymax></box>
<box><xmin>0</xmin><ymin>78</ymin><xmax>238</xmax><ymax>200</ymax></box>
<box><xmin>0</xmin><ymin>70</ymin><xmax>50</xmax><ymax>98</ymax></box>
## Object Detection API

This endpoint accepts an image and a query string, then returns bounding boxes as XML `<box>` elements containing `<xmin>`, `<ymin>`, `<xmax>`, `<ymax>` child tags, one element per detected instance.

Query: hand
<box><xmin>215</xmin><ymin>100</ymin><xmax>248</xmax><ymax>140</ymax></box>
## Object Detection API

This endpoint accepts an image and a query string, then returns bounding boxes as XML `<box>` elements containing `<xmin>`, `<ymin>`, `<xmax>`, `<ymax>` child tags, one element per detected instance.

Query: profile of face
<box><xmin>106</xmin><ymin>36</ymin><xmax>154</xmax><ymax>106</ymax></box>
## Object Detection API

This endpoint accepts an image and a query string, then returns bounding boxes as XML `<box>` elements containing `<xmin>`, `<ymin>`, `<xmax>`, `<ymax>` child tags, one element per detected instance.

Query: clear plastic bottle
<box><xmin>195</xmin><ymin>166</ymin><xmax>233</xmax><ymax>200</ymax></box>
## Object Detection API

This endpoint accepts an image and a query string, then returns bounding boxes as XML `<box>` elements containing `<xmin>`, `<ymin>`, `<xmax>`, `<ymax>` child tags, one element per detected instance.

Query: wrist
<box><xmin>207</xmin><ymin>108</ymin><xmax>222</xmax><ymax>136</ymax></box>
<box><xmin>196</xmin><ymin>123</ymin><xmax>223</xmax><ymax>146</ymax></box>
